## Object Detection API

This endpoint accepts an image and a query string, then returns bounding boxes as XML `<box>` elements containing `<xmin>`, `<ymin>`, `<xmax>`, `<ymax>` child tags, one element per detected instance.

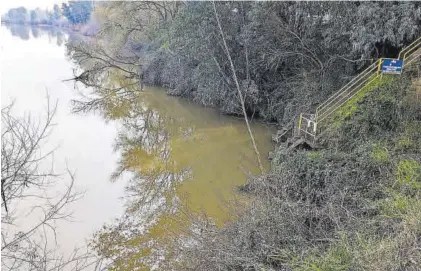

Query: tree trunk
<box><xmin>212</xmin><ymin>1</ymin><xmax>264</xmax><ymax>174</ymax></box>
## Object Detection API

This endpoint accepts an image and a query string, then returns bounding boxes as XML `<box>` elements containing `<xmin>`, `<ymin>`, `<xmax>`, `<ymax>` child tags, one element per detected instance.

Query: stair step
<box><xmin>272</xmin><ymin>125</ymin><xmax>294</xmax><ymax>143</ymax></box>
<box><xmin>288</xmin><ymin>138</ymin><xmax>305</xmax><ymax>151</ymax></box>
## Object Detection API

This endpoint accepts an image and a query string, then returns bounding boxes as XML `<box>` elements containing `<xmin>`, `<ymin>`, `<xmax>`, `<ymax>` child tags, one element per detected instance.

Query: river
<box><xmin>1</xmin><ymin>24</ymin><xmax>273</xmax><ymax>268</ymax></box>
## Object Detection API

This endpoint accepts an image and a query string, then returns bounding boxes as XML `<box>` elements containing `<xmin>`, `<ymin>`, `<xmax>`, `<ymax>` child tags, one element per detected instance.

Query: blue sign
<box><xmin>381</xmin><ymin>59</ymin><xmax>403</xmax><ymax>74</ymax></box>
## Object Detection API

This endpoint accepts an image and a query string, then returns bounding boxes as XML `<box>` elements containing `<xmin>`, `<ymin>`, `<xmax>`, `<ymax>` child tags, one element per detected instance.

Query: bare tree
<box><xmin>212</xmin><ymin>1</ymin><xmax>264</xmax><ymax>173</ymax></box>
<box><xmin>1</xmin><ymin>96</ymin><xmax>101</xmax><ymax>271</ymax></box>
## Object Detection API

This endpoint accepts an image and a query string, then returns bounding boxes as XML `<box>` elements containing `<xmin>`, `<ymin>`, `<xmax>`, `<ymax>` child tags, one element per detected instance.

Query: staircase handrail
<box><xmin>316</xmin><ymin>61</ymin><xmax>378</xmax><ymax>116</ymax></box>
<box><xmin>295</xmin><ymin>35</ymin><xmax>421</xmax><ymax>145</ymax></box>
<box><xmin>316</xmin><ymin>60</ymin><xmax>380</xmax><ymax>122</ymax></box>
<box><xmin>399</xmin><ymin>36</ymin><xmax>421</xmax><ymax>60</ymax></box>
<box><xmin>317</xmin><ymin>73</ymin><xmax>380</xmax><ymax>123</ymax></box>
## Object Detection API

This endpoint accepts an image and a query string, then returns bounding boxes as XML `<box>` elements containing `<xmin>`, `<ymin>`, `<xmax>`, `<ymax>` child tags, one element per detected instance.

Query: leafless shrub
<box><xmin>1</xmin><ymin>96</ymin><xmax>102</xmax><ymax>271</ymax></box>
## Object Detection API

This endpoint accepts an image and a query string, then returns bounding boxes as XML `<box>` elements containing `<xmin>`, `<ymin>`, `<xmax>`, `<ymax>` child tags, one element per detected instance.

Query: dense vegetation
<box><xmin>176</xmin><ymin>72</ymin><xmax>421</xmax><ymax>270</ymax></box>
<box><xmin>64</xmin><ymin>1</ymin><xmax>421</xmax><ymax>270</ymax></box>
<box><xmin>61</xmin><ymin>1</ymin><xmax>93</xmax><ymax>25</ymax></box>
<box><xmin>69</xmin><ymin>2</ymin><xmax>420</xmax><ymax>124</ymax></box>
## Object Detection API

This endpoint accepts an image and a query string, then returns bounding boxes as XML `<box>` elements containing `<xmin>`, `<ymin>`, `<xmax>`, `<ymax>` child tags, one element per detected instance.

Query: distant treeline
<box><xmin>1</xmin><ymin>1</ymin><xmax>93</xmax><ymax>27</ymax></box>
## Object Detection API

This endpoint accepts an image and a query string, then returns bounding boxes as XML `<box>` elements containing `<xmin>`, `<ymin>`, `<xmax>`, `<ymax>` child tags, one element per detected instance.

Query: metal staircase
<box><xmin>291</xmin><ymin>36</ymin><xmax>421</xmax><ymax>148</ymax></box>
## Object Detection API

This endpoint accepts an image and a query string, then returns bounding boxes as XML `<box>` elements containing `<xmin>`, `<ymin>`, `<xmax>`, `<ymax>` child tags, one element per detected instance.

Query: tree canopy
<box><xmin>62</xmin><ymin>1</ymin><xmax>93</xmax><ymax>25</ymax></box>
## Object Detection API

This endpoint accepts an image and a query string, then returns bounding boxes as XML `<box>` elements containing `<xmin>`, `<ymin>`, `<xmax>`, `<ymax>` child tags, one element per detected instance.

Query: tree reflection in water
<box><xmin>69</xmin><ymin>69</ymin><xmax>272</xmax><ymax>269</ymax></box>
<box><xmin>4</xmin><ymin>24</ymin><xmax>66</xmax><ymax>46</ymax></box>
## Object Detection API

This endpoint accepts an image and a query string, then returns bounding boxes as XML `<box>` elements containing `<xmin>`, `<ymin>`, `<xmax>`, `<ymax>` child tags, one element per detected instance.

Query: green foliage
<box><xmin>334</xmin><ymin>75</ymin><xmax>394</xmax><ymax>124</ymax></box>
<box><xmin>285</xmin><ymin>76</ymin><xmax>421</xmax><ymax>271</ymax></box>
<box><xmin>378</xmin><ymin>160</ymin><xmax>421</xmax><ymax>237</ymax></box>
<box><xmin>293</xmin><ymin>241</ymin><xmax>352</xmax><ymax>271</ymax></box>
<box><xmin>371</xmin><ymin>143</ymin><xmax>389</xmax><ymax>164</ymax></box>
<box><xmin>396</xmin><ymin>121</ymin><xmax>421</xmax><ymax>152</ymax></box>
<box><xmin>397</xmin><ymin>135</ymin><xmax>414</xmax><ymax>150</ymax></box>
<box><xmin>160</xmin><ymin>41</ymin><xmax>169</xmax><ymax>50</ymax></box>
<box><xmin>322</xmin><ymin>74</ymin><xmax>416</xmax><ymax>152</ymax></box>
<box><xmin>379</xmin><ymin>190</ymin><xmax>420</xmax><ymax>218</ymax></box>
<box><xmin>307</xmin><ymin>151</ymin><xmax>322</xmax><ymax>161</ymax></box>
<box><xmin>397</xmin><ymin>160</ymin><xmax>421</xmax><ymax>189</ymax></box>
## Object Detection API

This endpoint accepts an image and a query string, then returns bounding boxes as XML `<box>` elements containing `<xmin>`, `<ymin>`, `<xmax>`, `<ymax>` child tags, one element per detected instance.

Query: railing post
<box><xmin>377</xmin><ymin>58</ymin><xmax>383</xmax><ymax>75</ymax></box>
<box><xmin>298</xmin><ymin>113</ymin><xmax>303</xmax><ymax>130</ymax></box>
<box><xmin>298</xmin><ymin>113</ymin><xmax>303</xmax><ymax>137</ymax></box>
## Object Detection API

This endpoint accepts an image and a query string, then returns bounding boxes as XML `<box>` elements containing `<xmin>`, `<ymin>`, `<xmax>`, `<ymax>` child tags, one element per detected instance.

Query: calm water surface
<box><xmin>1</xmin><ymin>24</ymin><xmax>273</xmax><ymax>262</ymax></box>
<box><xmin>1</xmin><ymin>24</ymin><xmax>126</xmax><ymax>256</ymax></box>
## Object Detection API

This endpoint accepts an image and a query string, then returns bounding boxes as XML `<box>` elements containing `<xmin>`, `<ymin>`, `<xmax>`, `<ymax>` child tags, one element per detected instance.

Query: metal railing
<box><xmin>296</xmin><ymin>36</ymin><xmax>421</xmax><ymax>144</ymax></box>
<box><xmin>316</xmin><ymin>60</ymin><xmax>381</xmax><ymax>123</ymax></box>
<box><xmin>297</xmin><ymin>113</ymin><xmax>317</xmax><ymax>145</ymax></box>
<box><xmin>403</xmin><ymin>47</ymin><xmax>421</xmax><ymax>67</ymax></box>
<box><xmin>399</xmin><ymin>36</ymin><xmax>421</xmax><ymax>61</ymax></box>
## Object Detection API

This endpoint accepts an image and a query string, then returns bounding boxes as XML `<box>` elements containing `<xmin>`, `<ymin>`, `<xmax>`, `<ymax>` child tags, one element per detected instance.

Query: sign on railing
<box><xmin>295</xmin><ymin>36</ymin><xmax>420</xmax><ymax>147</ymax></box>
<box><xmin>380</xmin><ymin>59</ymin><xmax>404</xmax><ymax>74</ymax></box>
